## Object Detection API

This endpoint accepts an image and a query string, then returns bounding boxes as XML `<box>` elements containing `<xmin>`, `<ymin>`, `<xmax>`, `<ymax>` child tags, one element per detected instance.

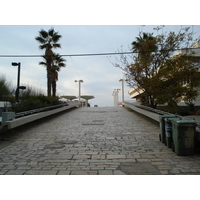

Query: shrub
<box><xmin>0</xmin><ymin>75</ymin><xmax>14</xmax><ymax>101</ymax></box>
<box><xmin>12</xmin><ymin>96</ymin><xmax>62</xmax><ymax>113</ymax></box>
<box><xmin>0</xmin><ymin>76</ymin><xmax>62</xmax><ymax>112</ymax></box>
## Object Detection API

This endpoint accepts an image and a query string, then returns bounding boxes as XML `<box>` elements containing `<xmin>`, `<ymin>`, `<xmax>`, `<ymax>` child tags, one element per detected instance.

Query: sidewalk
<box><xmin>0</xmin><ymin>106</ymin><xmax>200</xmax><ymax>175</ymax></box>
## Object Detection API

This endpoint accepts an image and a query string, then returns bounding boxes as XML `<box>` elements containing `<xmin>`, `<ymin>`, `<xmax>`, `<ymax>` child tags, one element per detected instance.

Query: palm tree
<box><xmin>131</xmin><ymin>32</ymin><xmax>157</xmax><ymax>108</ymax></box>
<box><xmin>35</xmin><ymin>28</ymin><xmax>62</xmax><ymax>96</ymax></box>
<box><xmin>132</xmin><ymin>32</ymin><xmax>157</xmax><ymax>60</ymax></box>
<box><xmin>39</xmin><ymin>54</ymin><xmax>66</xmax><ymax>97</ymax></box>
<box><xmin>51</xmin><ymin>54</ymin><xmax>66</xmax><ymax>97</ymax></box>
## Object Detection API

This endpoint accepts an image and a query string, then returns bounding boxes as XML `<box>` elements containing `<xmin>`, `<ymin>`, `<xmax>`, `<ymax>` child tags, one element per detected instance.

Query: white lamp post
<box><xmin>112</xmin><ymin>91</ymin><xmax>116</xmax><ymax>106</ymax></box>
<box><xmin>75</xmin><ymin>80</ymin><xmax>83</xmax><ymax>106</ymax></box>
<box><xmin>116</xmin><ymin>89</ymin><xmax>120</xmax><ymax>106</ymax></box>
<box><xmin>113</xmin><ymin>89</ymin><xmax>120</xmax><ymax>106</ymax></box>
<box><xmin>119</xmin><ymin>79</ymin><xmax>124</xmax><ymax>106</ymax></box>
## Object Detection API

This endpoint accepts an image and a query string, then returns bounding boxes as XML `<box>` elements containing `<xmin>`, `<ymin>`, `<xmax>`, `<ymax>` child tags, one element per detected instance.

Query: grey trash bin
<box><xmin>164</xmin><ymin>117</ymin><xmax>181</xmax><ymax>148</ymax></box>
<box><xmin>159</xmin><ymin>115</ymin><xmax>178</xmax><ymax>144</ymax></box>
<box><xmin>171</xmin><ymin>119</ymin><xmax>196</xmax><ymax>156</ymax></box>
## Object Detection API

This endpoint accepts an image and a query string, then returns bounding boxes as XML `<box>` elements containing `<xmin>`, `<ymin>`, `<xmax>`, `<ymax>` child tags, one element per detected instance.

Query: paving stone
<box><xmin>51</xmin><ymin>155</ymin><xmax>73</xmax><ymax>160</ymax></box>
<box><xmin>70</xmin><ymin>171</ymin><xmax>88</xmax><ymax>175</ymax></box>
<box><xmin>99</xmin><ymin>170</ymin><xmax>113</xmax><ymax>175</ymax></box>
<box><xmin>3</xmin><ymin>165</ymin><xmax>17</xmax><ymax>170</ymax></box>
<box><xmin>160</xmin><ymin>170</ymin><xmax>169</xmax><ymax>175</ymax></box>
<box><xmin>0</xmin><ymin>170</ymin><xmax>8</xmax><ymax>175</ymax></box>
<box><xmin>57</xmin><ymin>170</ymin><xmax>71</xmax><ymax>175</ymax></box>
<box><xmin>151</xmin><ymin>162</ymin><xmax>165</xmax><ymax>165</ymax></box>
<box><xmin>157</xmin><ymin>165</ymin><xmax>172</xmax><ymax>169</ymax></box>
<box><xmin>107</xmin><ymin>155</ymin><xmax>126</xmax><ymax>159</ymax></box>
<box><xmin>136</xmin><ymin>159</ymin><xmax>151</xmax><ymax>162</ymax></box>
<box><xmin>87</xmin><ymin>171</ymin><xmax>98</xmax><ymax>175</ymax></box>
<box><xmin>24</xmin><ymin>170</ymin><xmax>58</xmax><ymax>175</ymax></box>
<box><xmin>113</xmin><ymin>170</ymin><xmax>126</xmax><ymax>175</ymax></box>
<box><xmin>170</xmin><ymin>169</ymin><xmax>181</xmax><ymax>174</ymax></box>
<box><xmin>15</xmin><ymin>162</ymin><xmax>28</xmax><ymax>165</ymax></box>
<box><xmin>72</xmin><ymin>155</ymin><xmax>91</xmax><ymax>159</ymax></box>
<box><xmin>117</xmin><ymin>162</ymin><xmax>161</xmax><ymax>175</ymax></box>
<box><xmin>5</xmin><ymin>170</ymin><xmax>27</xmax><ymax>175</ymax></box>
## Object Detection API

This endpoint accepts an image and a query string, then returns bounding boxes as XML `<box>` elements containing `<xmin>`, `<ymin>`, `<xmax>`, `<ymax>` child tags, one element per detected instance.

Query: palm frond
<box><xmin>39</xmin><ymin>44</ymin><xmax>48</xmax><ymax>50</ymax></box>
<box><xmin>35</xmin><ymin>36</ymin><xmax>46</xmax><ymax>44</ymax></box>
<box><xmin>48</xmin><ymin>28</ymin><xmax>55</xmax><ymax>37</ymax></box>
<box><xmin>53</xmin><ymin>43</ymin><xmax>61</xmax><ymax>49</ymax></box>
<box><xmin>39</xmin><ymin>61</ymin><xmax>47</xmax><ymax>66</ymax></box>
<box><xmin>39</xmin><ymin>29</ymin><xmax>48</xmax><ymax>38</ymax></box>
<box><xmin>52</xmin><ymin>34</ymin><xmax>62</xmax><ymax>43</ymax></box>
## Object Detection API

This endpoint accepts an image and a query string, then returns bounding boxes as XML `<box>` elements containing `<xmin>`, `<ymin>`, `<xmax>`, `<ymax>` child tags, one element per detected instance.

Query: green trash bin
<box><xmin>164</xmin><ymin>117</ymin><xmax>181</xmax><ymax>148</ymax></box>
<box><xmin>171</xmin><ymin>119</ymin><xmax>197</xmax><ymax>156</ymax></box>
<box><xmin>159</xmin><ymin>115</ymin><xmax>178</xmax><ymax>144</ymax></box>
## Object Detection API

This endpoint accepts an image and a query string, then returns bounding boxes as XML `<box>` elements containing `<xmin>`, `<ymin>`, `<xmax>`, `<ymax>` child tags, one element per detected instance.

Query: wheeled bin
<box><xmin>171</xmin><ymin>119</ymin><xmax>197</xmax><ymax>156</ymax></box>
<box><xmin>164</xmin><ymin>117</ymin><xmax>181</xmax><ymax>148</ymax></box>
<box><xmin>159</xmin><ymin>115</ymin><xmax>178</xmax><ymax>144</ymax></box>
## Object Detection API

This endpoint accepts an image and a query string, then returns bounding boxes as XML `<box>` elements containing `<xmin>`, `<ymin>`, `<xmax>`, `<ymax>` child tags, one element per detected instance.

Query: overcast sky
<box><xmin>1</xmin><ymin>25</ymin><xmax>200</xmax><ymax>106</ymax></box>
<box><xmin>1</xmin><ymin>1</ymin><xmax>200</xmax><ymax>107</ymax></box>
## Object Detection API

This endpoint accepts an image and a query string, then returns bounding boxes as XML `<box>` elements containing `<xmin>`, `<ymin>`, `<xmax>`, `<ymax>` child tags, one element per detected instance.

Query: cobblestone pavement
<box><xmin>0</xmin><ymin>106</ymin><xmax>200</xmax><ymax>175</ymax></box>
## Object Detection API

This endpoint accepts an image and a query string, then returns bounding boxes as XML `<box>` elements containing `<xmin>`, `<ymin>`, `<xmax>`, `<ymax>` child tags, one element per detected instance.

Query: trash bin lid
<box><xmin>171</xmin><ymin>119</ymin><xmax>197</xmax><ymax>125</ymax></box>
<box><xmin>164</xmin><ymin>117</ymin><xmax>181</xmax><ymax>123</ymax></box>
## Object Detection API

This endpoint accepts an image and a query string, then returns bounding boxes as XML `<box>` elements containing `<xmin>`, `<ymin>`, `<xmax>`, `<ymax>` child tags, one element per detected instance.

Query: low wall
<box><xmin>124</xmin><ymin>102</ymin><xmax>160</xmax><ymax>122</ymax></box>
<box><xmin>0</xmin><ymin>103</ymin><xmax>78</xmax><ymax>133</ymax></box>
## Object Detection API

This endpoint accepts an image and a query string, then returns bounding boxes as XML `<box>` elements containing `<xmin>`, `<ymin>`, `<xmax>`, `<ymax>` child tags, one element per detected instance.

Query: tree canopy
<box><xmin>115</xmin><ymin>26</ymin><xmax>200</xmax><ymax>108</ymax></box>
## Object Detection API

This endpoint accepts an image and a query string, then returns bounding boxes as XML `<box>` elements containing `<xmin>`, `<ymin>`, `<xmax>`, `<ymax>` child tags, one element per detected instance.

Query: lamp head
<box><xmin>12</xmin><ymin>62</ymin><xmax>20</xmax><ymax>66</ymax></box>
<box><xmin>19</xmin><ymin>86</ymin><xmax>26</xmax><ymax>90</ymax></box>
<box><xmin>75</xmin><ymin>80</ymin><xmax>83</xmax><ymax>83</ymax></box>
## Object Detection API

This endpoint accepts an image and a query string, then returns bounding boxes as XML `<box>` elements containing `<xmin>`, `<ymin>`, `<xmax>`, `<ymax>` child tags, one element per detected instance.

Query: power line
<box><xmin>62</xmin><ymin>52</ymin><xmax>134</xmax><ymax>57</ymax></box>
<box><xmin>0</xmin><ymin>55</ymin><xmax>41</xmax><ymax>58</ymax></box>
<box><xmin>0</xmin><ymin>47</ymin><xmax>199</xmax><ymax>58</ymax></box>
<box><xmin>0</xmin><ymin>52</ymin><xmax>133</xmax><ymax>58</ymax></box>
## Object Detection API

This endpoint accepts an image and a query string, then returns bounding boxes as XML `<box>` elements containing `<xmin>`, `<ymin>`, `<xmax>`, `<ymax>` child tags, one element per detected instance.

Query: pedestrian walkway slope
<box><xmin>0</xmin><ymin>107</ymin><xmax>200</xmax><ymax>175</ymax></box>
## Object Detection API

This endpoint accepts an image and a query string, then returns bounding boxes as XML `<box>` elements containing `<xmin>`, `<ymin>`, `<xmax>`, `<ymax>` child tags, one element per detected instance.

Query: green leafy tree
<box><xmin>115</xmin><ymin>26</ymin><xmax>200</xmax><ymax>108</ymax></box>
<box><xmin>156</xmin><ymin>54</ymin><xmax>200</xmax><ymax>105</ymax></box>
<box><xmin>35</xmin><ymin>28</ymin><xmax>62</xmax><ymax>96</ymax></box>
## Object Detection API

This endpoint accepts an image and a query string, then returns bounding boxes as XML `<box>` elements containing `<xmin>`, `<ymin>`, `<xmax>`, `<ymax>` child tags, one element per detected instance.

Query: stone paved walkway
<box><xmin>0</xmin><ymin>106</ymin><xmax>200</xmax><ymax>175</ymax></box>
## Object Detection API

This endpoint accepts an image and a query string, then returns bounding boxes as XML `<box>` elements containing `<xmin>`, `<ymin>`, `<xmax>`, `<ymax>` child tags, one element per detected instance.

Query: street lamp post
<box><xmin>112</xmin><ymin>91</ymin><xmax>116</xmax><ymax>106</ymax></box>
<box><xmin>115</xmin><ymin>89</ymin><xmax>120</xmax><ymax>106</ymax></box>
<box><xmin>75</xmin><ymin>80</ymin><xmax>83</xmax><ymax>106</ymax></box>
<box><xmin>12</xmin><ymin>62</ymin><xmax>21</xmax><ymax>102</ymax></box>
<box><xmin>119</xmin><ymin>79</ymin><xmax>124</xmax><ymax>106</ymax></box>
<box><xmin>113</xmin><ymin>89</ymin><xmax>120</xmax><ymax>106</ymax></box>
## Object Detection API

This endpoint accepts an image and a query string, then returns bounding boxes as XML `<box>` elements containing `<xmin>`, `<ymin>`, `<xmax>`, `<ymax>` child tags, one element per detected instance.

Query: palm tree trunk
<box><xmin>52</xmin><ymin>80</ymin><xmax>56</xmax><ymax>97</ymax></box>
<box><xmin>47</xmin><ymin>63</ymin><xmax>52</xmax><ymax>97</ymax></box>
<box><xmin>45</xmin><ymin>48</ymin><xmax>53</xmax><ymax>97</ymax></box>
